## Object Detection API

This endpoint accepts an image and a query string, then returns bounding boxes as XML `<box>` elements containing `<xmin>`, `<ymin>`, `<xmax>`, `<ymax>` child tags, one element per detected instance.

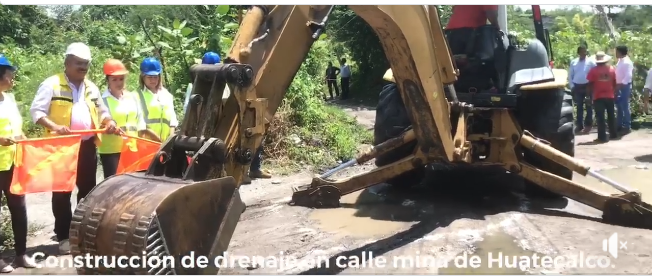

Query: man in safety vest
<box><xmin>137</xmin><ymin>57</ymin><xmax>178</xmax><ymax>142</ymax></box>
<box><xmin>29</xmin><ymin>42</ymin><xmax>118</xmax><ymax>255</ymax></box>
<box><xmin>201</xmin><ymin>51</ymin><xmax>272</xmax><ymax>184</ymax></box>
<box><xmin>98</xmin><ymin>59</ymin><xmax>150</xmax><ymax>178</ymax></box>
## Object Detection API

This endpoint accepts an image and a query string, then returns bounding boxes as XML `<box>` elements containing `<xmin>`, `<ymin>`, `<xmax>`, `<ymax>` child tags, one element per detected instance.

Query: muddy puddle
<box><xmin>573</xmin><ymin>166</ymin><xmax>652</xmax><ymax>203</ymax></box>
<box><xmin>309</xmin><ymin>184</ymin><xmax>430</xmax><ymax>238</ymax></box>
<box><xmin>440</xmin><ymin>232</ymin><xmax>535</xmax><ymax>275</ymax></box>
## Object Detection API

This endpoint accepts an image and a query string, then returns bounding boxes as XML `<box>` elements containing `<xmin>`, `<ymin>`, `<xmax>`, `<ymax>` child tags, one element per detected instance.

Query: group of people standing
<box><xmin>0</xmin><ymin>42</ymin><xmax>179</xmax><ymax>272</ymax></box>
<box><xmin>323</xmin><ymin>58</ymin><xmax>351</xmax><ymax>100</ymax></box>
<box><xmin>0</xmin><ymin>43</ymin><xmax>271</xmax><ymax>272</ymax></box>
<box><xmin>569</xmin><ymin>45</ymin><xmax>635</xmax><ymax>143</ymax></box>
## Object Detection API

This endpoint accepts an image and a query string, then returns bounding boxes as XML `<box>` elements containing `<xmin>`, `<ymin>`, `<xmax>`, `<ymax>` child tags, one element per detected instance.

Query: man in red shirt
<box><xmin>586</xmin><ymin>51</ymin><xmax>618</xmax><ymax>143</ymax></box>
<box><xmin>447</xmin><ymin>5</ymin><xmax>500</xmax><ymax>30</ymax></box>
<box><xmin>445</xmin><ymin>6</ymin><xmax>500</xmax><ymax>55</ymax></box>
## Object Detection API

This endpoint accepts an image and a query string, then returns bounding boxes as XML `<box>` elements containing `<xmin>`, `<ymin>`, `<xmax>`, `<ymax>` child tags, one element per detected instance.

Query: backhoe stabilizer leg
<box><xmin>519</xmin><ymin>163</ymin><xmax>652</xmax><ymax>229</ymax></box>
<box><xmin>320</xmin><ymin>129</ymin><xmax>416</xmax><ymax>179</ymax></box>
<box><xmin>520</xmin><ymin>133</ymin><xmax>636</xmax><ymax>193</ymax></box>
<box><xmin>290</xmin><ymin>154</ymin><xmax>419</xmax><ymax>208</ymax></box>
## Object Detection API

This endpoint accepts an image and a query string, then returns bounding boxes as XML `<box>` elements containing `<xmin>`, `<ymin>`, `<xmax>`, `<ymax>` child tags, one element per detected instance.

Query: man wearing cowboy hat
<box><xmin>586</xmin><ymin>51</ymin><xmax>618</xmax><ymax>143</ymax></box>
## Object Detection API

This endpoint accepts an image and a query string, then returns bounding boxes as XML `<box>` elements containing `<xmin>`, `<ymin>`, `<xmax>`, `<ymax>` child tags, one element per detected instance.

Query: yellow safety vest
<box><xmin>98</xmin><ymin>92</ymin><xmax>140</xmax><ymax>154</ymax></box>
<box><xmin>0</xmin><ymin>93</ymin><xmax>19</xmax><ymax>171</ymax></box>
<box><xmin>137</xmin><ymin>89</ymin><xmax>172</xmax><ymax>141</ymax></box>
<box><xmin>45</xmin><ymin>73</ymin><xmax>102</xmax><ymax>145</ymax></box>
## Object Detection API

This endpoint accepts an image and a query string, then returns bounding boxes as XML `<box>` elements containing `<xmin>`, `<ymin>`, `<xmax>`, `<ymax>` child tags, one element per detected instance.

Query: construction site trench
<box><xmin>12</xmin><ymin>102</ymin><xmax>652</xmax><ymax>275</ymax></box>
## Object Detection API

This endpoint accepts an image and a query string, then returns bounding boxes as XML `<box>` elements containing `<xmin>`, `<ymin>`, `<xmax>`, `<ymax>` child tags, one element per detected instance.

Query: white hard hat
<box><xmin>64</xmin><ymin>42</ymin><xmax>92</xmax><ymax>61</ymax></box>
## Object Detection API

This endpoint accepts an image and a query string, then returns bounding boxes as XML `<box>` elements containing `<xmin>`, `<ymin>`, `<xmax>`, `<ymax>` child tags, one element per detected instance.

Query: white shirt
<box><xmin>102</xmin><ymin>90</ymin><xmax>147</xmax><ymax>131</ymax></box>
<box><xmin>0</xmin><ymin>92</ymin><xmax>23</xmax><ymax>137</ymax></box>
<box><xmin>141</xmin><ymin>88</ymin><xmax>179</xmax><ymax>128</ymax></box>
<box><xmin>615</xmin><ymin>56</ymin><xmax>634</xmax><ymax>85</ymax></box>
<box><xmin>340</xmin><ymin>64</ymin><xmax>351</xmax><ymax>78</ymax></box>
<box><xmin>30</xmin><ymin>75</ymin><xmax>110</xmax><ymax>140</ymax></box>
<box><xmin>644</xmin><ymin>68</ymin><xmax>652</xmax><ymax>90</ymax></box>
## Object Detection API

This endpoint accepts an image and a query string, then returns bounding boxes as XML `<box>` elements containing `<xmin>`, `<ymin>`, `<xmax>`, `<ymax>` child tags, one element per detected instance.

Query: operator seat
<box><xmin>446</xmin><ymin>25</ymin><xmax>509</xmax><ymax>93</ymax></box>
<box><xmin>504</xmin><ymin>39</ymin><xmax>555</xmax><ymax>94</ymax></box>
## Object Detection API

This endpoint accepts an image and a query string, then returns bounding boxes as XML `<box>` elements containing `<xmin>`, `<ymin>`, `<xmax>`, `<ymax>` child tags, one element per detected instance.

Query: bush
<box><xmin>0</xmin><ymin>197</ymin><xmax>13</xmax><ymax>251</ymax></box>
<box><xmin>264</xmin><ymin>41</ymin><xmax>373</xmax><ymax>169</ymax></box>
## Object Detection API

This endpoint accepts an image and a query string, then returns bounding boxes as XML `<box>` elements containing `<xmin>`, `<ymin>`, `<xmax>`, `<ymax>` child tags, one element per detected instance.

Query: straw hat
<box><xmin>593</xmin><ymin>51</ymin><xmax>612</xmax><ymax>63</ymax></box>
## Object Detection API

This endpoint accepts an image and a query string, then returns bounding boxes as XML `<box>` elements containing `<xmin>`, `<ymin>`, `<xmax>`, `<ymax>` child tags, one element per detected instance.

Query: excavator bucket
<box><xmin>69</xmin><ymin>172</ymin><xmax>245</xmax><ymax>275</ymax></box>
<box><xmin>602</xmin><ymin>192</ymin><xmax>652</xmax><ymax>229</ymax></box>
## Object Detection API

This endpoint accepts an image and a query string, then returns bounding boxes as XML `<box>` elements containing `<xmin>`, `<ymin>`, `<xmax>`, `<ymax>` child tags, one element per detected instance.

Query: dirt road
<box><xmin>10</xmin><ymin>103</ymin><xmax>652</xmax><ymax>274</ymax></box>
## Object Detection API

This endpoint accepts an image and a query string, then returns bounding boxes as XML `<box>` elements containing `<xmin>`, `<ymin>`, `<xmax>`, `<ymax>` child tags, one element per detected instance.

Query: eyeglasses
<box><xmin>72</xmin><ymin>60</ymin><xmax>91</xmax><ymax>67</ymax></box>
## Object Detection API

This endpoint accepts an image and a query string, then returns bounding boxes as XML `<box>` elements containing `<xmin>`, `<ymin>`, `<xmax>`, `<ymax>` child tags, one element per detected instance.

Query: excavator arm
<box><xmin>201</xmin><ymin>5</ymin><xmax>458</xmax><ymax>185</ymax></box>
<box><xmin>68</xmin><ymin>5</ymin><xmax>652</xmax><ymax>275</ymax></box>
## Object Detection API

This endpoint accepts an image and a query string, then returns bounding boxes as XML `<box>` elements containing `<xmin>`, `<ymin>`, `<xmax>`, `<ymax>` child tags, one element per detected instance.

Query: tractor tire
<box><xmin>373</xmin><ymin>84</ymin><xmax>424</xmax><ymax>187</ymax></box>
<box><xmin>517</xmin><ymin>88</ymin><xmax>575</xmax><ymax>198</ymax></box>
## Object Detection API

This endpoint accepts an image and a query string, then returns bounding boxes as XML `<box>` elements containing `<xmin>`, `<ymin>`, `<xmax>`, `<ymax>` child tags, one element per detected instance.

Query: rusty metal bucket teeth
<box><xmin>69</xmin><ymin>172</ymin><xmax>245</xmax><ymax>275</ymax></box>
<box><xmin>602</xmin><ymin>195</ymin><xmax>652</xmax><ymax>230</ymax></box>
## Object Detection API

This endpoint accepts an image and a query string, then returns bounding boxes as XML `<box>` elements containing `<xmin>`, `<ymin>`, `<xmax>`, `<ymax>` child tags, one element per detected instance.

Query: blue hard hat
<box><xmin>202</xmin><ymin>52</ymin><xmax>221</xmax><ymax>64</ymax></box>
<box><xmin>140</xmin><ymin>57</ymin><xmax>162</xmax><ymax>76</ymax></box>
<box><xmin>0</xmin><ymin>54</ymin><xmax>16</xmax><ymax>71</ymax></box>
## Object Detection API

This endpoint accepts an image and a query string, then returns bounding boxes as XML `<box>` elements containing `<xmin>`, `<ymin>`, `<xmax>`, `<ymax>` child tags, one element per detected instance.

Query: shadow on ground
<box><xmin>635</xmin><ymin>154</ymin><xmax>652</xmax><ymax>163</ymax></box>
<box><xmin>0</xmin><ymin>243</ymin><xmax>60</xmax><ymax>273</ymax></box>
<box><xmin>23</xmin><ymin>243</ymin><xmax>60</xmax><ymax>261</ymax></box>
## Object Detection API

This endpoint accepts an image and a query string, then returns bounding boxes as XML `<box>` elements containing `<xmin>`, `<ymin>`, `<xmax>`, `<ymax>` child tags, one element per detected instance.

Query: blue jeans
<box><xmin>572</xmin><ymin>84</ymin><xmax>593</xmax><ymax>129</ymax></box>
<box><xmin>616</xmin><ymin>83</ymin><xmax>632</xmax><ymax>130</ymax></box>
<box><xmin>250</xmin><ymin>146</ymin><xmax>263</xmax><ymax>172</ymax></box>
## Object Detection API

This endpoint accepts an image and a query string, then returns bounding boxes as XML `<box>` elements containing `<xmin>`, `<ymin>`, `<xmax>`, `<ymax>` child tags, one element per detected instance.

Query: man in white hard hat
<box><xmin>30</xmin><ymin>42</ymin><xmax>118</xmax><ymax>254</ymax></box>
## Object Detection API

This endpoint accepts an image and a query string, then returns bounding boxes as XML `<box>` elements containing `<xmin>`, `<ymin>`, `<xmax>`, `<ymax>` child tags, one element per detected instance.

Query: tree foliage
<box><xmin>516</xmin><ymin>6</ymin><xmax>652</xmax><ymax>116</ymax></box>
<box><xmin>0</xmin><ymin>5</ymin><xmax>371</xmax><ymax>170</ymax></box>
<box><xmin>328</xmin><ymin>5</ymin><xmax>652</xmax><ymax>116</ymax></box>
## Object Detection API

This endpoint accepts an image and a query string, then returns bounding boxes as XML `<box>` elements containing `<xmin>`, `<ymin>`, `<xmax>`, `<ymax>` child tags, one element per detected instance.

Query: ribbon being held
<box><xmin>10</xmin><ymin>129</ymin><xmax>109</xmax><ymax>195</ymax></box>
<box><xmin>116</xmin><ymin>135</ymin><xmax>161</xmax><ymax>174</ymax></box>
<box><xmin>10</xmin><ymin>135</ymin><xmax>84</xmax><ymax>195</ymax></box>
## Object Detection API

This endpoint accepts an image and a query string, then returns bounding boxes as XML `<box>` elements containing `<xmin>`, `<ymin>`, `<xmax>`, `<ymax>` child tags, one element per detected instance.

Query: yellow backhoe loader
<box><xmin>68</xmin><ymin>5</ymin><xmax>652</xmax><ymax>274</ymax></box>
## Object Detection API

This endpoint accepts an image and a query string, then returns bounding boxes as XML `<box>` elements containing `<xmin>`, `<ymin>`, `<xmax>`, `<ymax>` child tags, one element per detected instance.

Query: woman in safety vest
<box><xmin>0</xmin><ymin>55</ymin><xmax>37</xmax><ymax>271</ymax></box>
<box><xmin>98</xmin><ymin>59</ymin><xmax>153</xmax><ymax>178</ymax></box>
<box><xmin>137</xmin><ymin>57</ymin><xmax>178</xmax><ymax>142</ymax></box>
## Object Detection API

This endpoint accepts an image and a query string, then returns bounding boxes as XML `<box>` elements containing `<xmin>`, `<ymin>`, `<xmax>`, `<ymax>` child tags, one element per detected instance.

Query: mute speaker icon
<box><xmin>602</xmin><ymin>233</ymin><xmax>619</xmax><ymax>259</ymax></box>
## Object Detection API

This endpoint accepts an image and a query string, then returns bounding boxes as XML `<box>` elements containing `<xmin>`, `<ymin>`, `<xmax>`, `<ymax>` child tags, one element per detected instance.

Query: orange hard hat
<box><xmin>103</xmin><ymin>59</ymin><xmax>129</xmax><ymax>76</ymax></box>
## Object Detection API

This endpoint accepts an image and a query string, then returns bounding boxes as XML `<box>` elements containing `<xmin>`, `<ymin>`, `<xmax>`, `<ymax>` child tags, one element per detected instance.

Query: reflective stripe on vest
<box><xmin>138</xmin><ymin>89</ymin><xmax>171</xmax><ymax>141</ymax></box>
<box><xmin>98</xmin><ymin>92</ymin><xmax>140</xmax><ymax>154</ymax></box>
<box><xmin>0</xmin><ymin>94</ymin><xmax>17</xmax><ymax>171</ymax></box>
<box><xmin>46</xmin><ymin>73</ymin><xmax>102</xmax><ymax>145</ymax></box>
